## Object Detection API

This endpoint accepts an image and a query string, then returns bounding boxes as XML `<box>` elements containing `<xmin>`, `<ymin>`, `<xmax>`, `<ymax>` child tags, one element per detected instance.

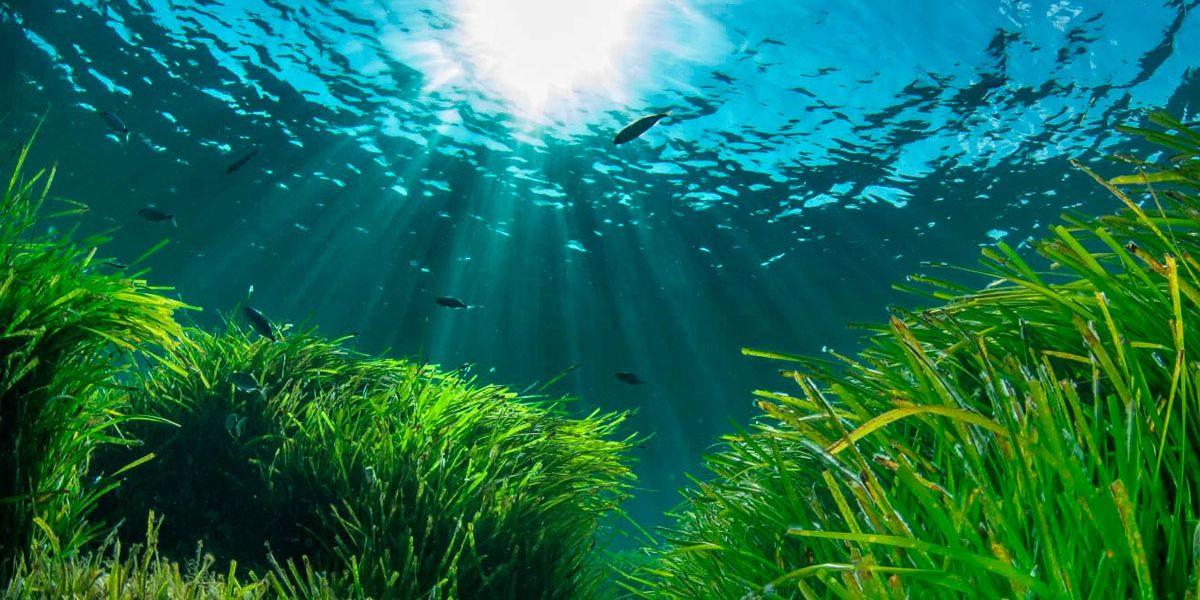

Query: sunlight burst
<box><xmin>453</xmin><ymin>0</ymin><xmax>651</xmax><ymax>115</ymax></box>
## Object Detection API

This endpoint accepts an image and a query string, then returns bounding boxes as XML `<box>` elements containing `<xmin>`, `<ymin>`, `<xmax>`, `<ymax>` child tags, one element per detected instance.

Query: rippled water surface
<box><xmin>2</xmin><ymin>0</ymin><xmax>1198</xmax><ymax>527</ymax></box>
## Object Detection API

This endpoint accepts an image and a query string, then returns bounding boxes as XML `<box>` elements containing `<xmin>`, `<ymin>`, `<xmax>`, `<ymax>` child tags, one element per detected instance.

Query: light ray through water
<box><xmin>1</xmin><ymin>0</ymin><xmax>1198</xmax><ymax>533</ymax></box>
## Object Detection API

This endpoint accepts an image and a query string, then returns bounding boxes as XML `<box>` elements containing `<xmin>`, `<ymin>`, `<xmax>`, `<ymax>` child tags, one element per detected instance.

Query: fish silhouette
<box><xmin>137</xmin><ymin>205</ymin><xmax>176</xmax><ymax>226</ymax></box>
<box><xmin>615</xmin><ymin>371</ymin><xmax>645</xmax><ymax>385</ymax></box>
<box><xmin>613</xmin><ymin>112</ymin><xmax>669</xmax><ymax>145</ymax></box>
<box><xmin>436</xmin><ymin>296</ymin><xmax>468</xmax><ymax>309</ymax></box>
<box><xmin>226</xmin><ymin>148</ymin><xmax>259</xmax><ymax>174</ymax></box>
<box><xmin>101</xmin><ymin>110</ymin><xmax>129</xmax><ymax>141</ymax></box>
<box><xmin>243</xmin><ymin>305</ymin><xmax>276</xmax><ymax>342</ymax></box>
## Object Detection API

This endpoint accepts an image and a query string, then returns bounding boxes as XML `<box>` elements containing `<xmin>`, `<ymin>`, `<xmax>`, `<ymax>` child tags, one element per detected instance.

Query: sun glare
<box><xmin>453</xmin><ymin>0</ymin><xmax>650</xmax><ymax>116</ymax></box>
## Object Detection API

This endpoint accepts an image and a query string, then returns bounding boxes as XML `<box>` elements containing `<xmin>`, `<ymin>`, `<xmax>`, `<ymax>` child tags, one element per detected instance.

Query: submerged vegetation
<box><xmin>0</xmin><ymin>137</ymin><xmax>186</xmax><ymax>578</ymax></box>
<box><xmin>628</xmin><ymin>112</ymin><xmax>1200</xmax><ymax>598</ymax></box>
<box><xmin>0</xmin><ymin>135</ymin><xmax>635</xmax><ymax>597</ymax></box>
<box><xmin>93</xmin><ymin>325</ymin><xmax>634</xmax><ymax>598</ymax></box>
<box><xmin>4</xmin><ymin>112</ymin><xmax>1200</xmax><ymax>598</ymax></box>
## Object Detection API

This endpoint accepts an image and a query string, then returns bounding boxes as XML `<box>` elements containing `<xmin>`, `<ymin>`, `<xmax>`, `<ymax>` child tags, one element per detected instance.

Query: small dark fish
<box><xmin>224</xmin><ymin>412</ymin><xmax>246</xmax><ymax>440</ymax></box>
<box><xmin>613</xmin><ymin>112</ymin><xmax>669</xmax><ymax>145</ymax></box>
<box><xmin>615</xmin><ymin>371</ymin><xmax>644</xmax><ymax>385</ymax></box>
<box><xmin>137</xmin><ymin>205</ymin><xmax>177</xmax><ymax>226</ymax></box>
<box><xmin>102</xmin><ymin>260</ymin><xmax>128</xmax><ymax>270</ymax></box>
<box><xmin>229</xmin><ymin>372</ymin><xmax>260</xmax><ymax>393</ymax></box>
<box><xmin>243</xmin><ymin>305</ymin><xmax>276</xmax><ymax>342</ymax></box>
<box><xmin>226</xmin><ymin>148</ymin><xmax>259</xmax><ymax>174</ymax></box>
<box><xmin>435</xmin><ymin>296</ymin><xmax>468</xmax><ymax>309</ymax></box>
<box><xmin>101</xmin><ymin>111</ymin><xmax>129</xmax><ymax>140</ymax></box>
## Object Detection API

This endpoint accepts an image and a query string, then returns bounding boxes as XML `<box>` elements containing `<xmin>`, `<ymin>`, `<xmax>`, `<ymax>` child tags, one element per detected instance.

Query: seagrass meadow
<box><xmin>625</xmin><ymin>114</ymin><xmax>1200</xmax><ymax>599</ymax></box>
<box><xmin>2</xmin><ymin>112</ymin><xmax>1200</xmax><ymax>598</ymax></box>
<box><xmin>0</xmin><ymin>136</ymin><xmax>637</xmax><ymax>597</ymax></box>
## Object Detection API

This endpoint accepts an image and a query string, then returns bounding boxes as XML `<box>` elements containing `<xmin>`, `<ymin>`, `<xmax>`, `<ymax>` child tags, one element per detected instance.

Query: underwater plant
<box><xmin>627</xmin><ymin>112</ymin><xmax>1200</xmax><ymax>599</ymax></box>
<box><xmin>93</xmin><ymin>323</ymin><xmax>637</xmax><ymax>599</ymax></box>
<box><xmin>2</xmin><ymin>513</ymin><xmax>336</xmax><ymax>599</ymax></box>
<box><xmin>0</xmin><ymin>138</ymin><xmax>186</xmax><ymax>578</ymax></box>
<box><xmin>0</xmin><ymin>128</ymin><xmax>636</xmax><ymax>598</ymax></box>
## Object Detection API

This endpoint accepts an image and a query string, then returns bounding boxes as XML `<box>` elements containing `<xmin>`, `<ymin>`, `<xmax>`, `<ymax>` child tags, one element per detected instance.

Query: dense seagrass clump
<box><xmin>93</xmin><ymin>324</ymin><xmax>636</xmax><ymax>599</ymax></box>
<box><xmin>0</xmin><ymin>141</ymin><xmax>186</xmax><ymax>578</ymax></box>
<box><xmin>0</xmin><ymin>137</ymin><xmax>635</xmax><ymax>599</ymax></box>
<box><xmin>628</xmin><ymin>113</ymin><xmax>1200</xmax><ymax>599</ymax></box>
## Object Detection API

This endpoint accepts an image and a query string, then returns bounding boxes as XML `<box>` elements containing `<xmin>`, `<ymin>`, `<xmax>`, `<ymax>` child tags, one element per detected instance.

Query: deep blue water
<box><xmin>1</xmin><ymin>0</ymin><xmax>1198</xmax><ymax>532</ymax></box>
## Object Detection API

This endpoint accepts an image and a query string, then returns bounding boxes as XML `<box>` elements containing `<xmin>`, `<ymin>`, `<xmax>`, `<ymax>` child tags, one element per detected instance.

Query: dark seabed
<box><xmin>1</xmin><ymin>0</ymin><xmax>1198</xmax><ymax>532</ymax></box>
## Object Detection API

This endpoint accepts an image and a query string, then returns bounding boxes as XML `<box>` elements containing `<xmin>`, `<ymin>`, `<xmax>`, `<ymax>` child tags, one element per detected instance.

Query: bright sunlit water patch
<box><xmin>453</xmin><ymin>0</ymin><xmax>648</xmax><ymax>115</ymax></box>
<box><xmin>390</xmin><ymin>0</ymin><xmax>729</xmax><ymax>127</ymax></box>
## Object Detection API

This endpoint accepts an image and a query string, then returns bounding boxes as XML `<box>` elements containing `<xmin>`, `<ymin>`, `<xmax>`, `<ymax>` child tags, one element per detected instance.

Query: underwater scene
<box><xmin>2</xmin><ymin>0</ymin><xmax>1200</xmax><ymax>597</ymax></box>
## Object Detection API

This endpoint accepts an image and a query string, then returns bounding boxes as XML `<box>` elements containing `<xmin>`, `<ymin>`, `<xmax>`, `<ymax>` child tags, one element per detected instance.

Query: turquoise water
<box><xmin>1</xmin><ymin>0</ymin><xmax>1198</xmax><ymax>531</ymax></box>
